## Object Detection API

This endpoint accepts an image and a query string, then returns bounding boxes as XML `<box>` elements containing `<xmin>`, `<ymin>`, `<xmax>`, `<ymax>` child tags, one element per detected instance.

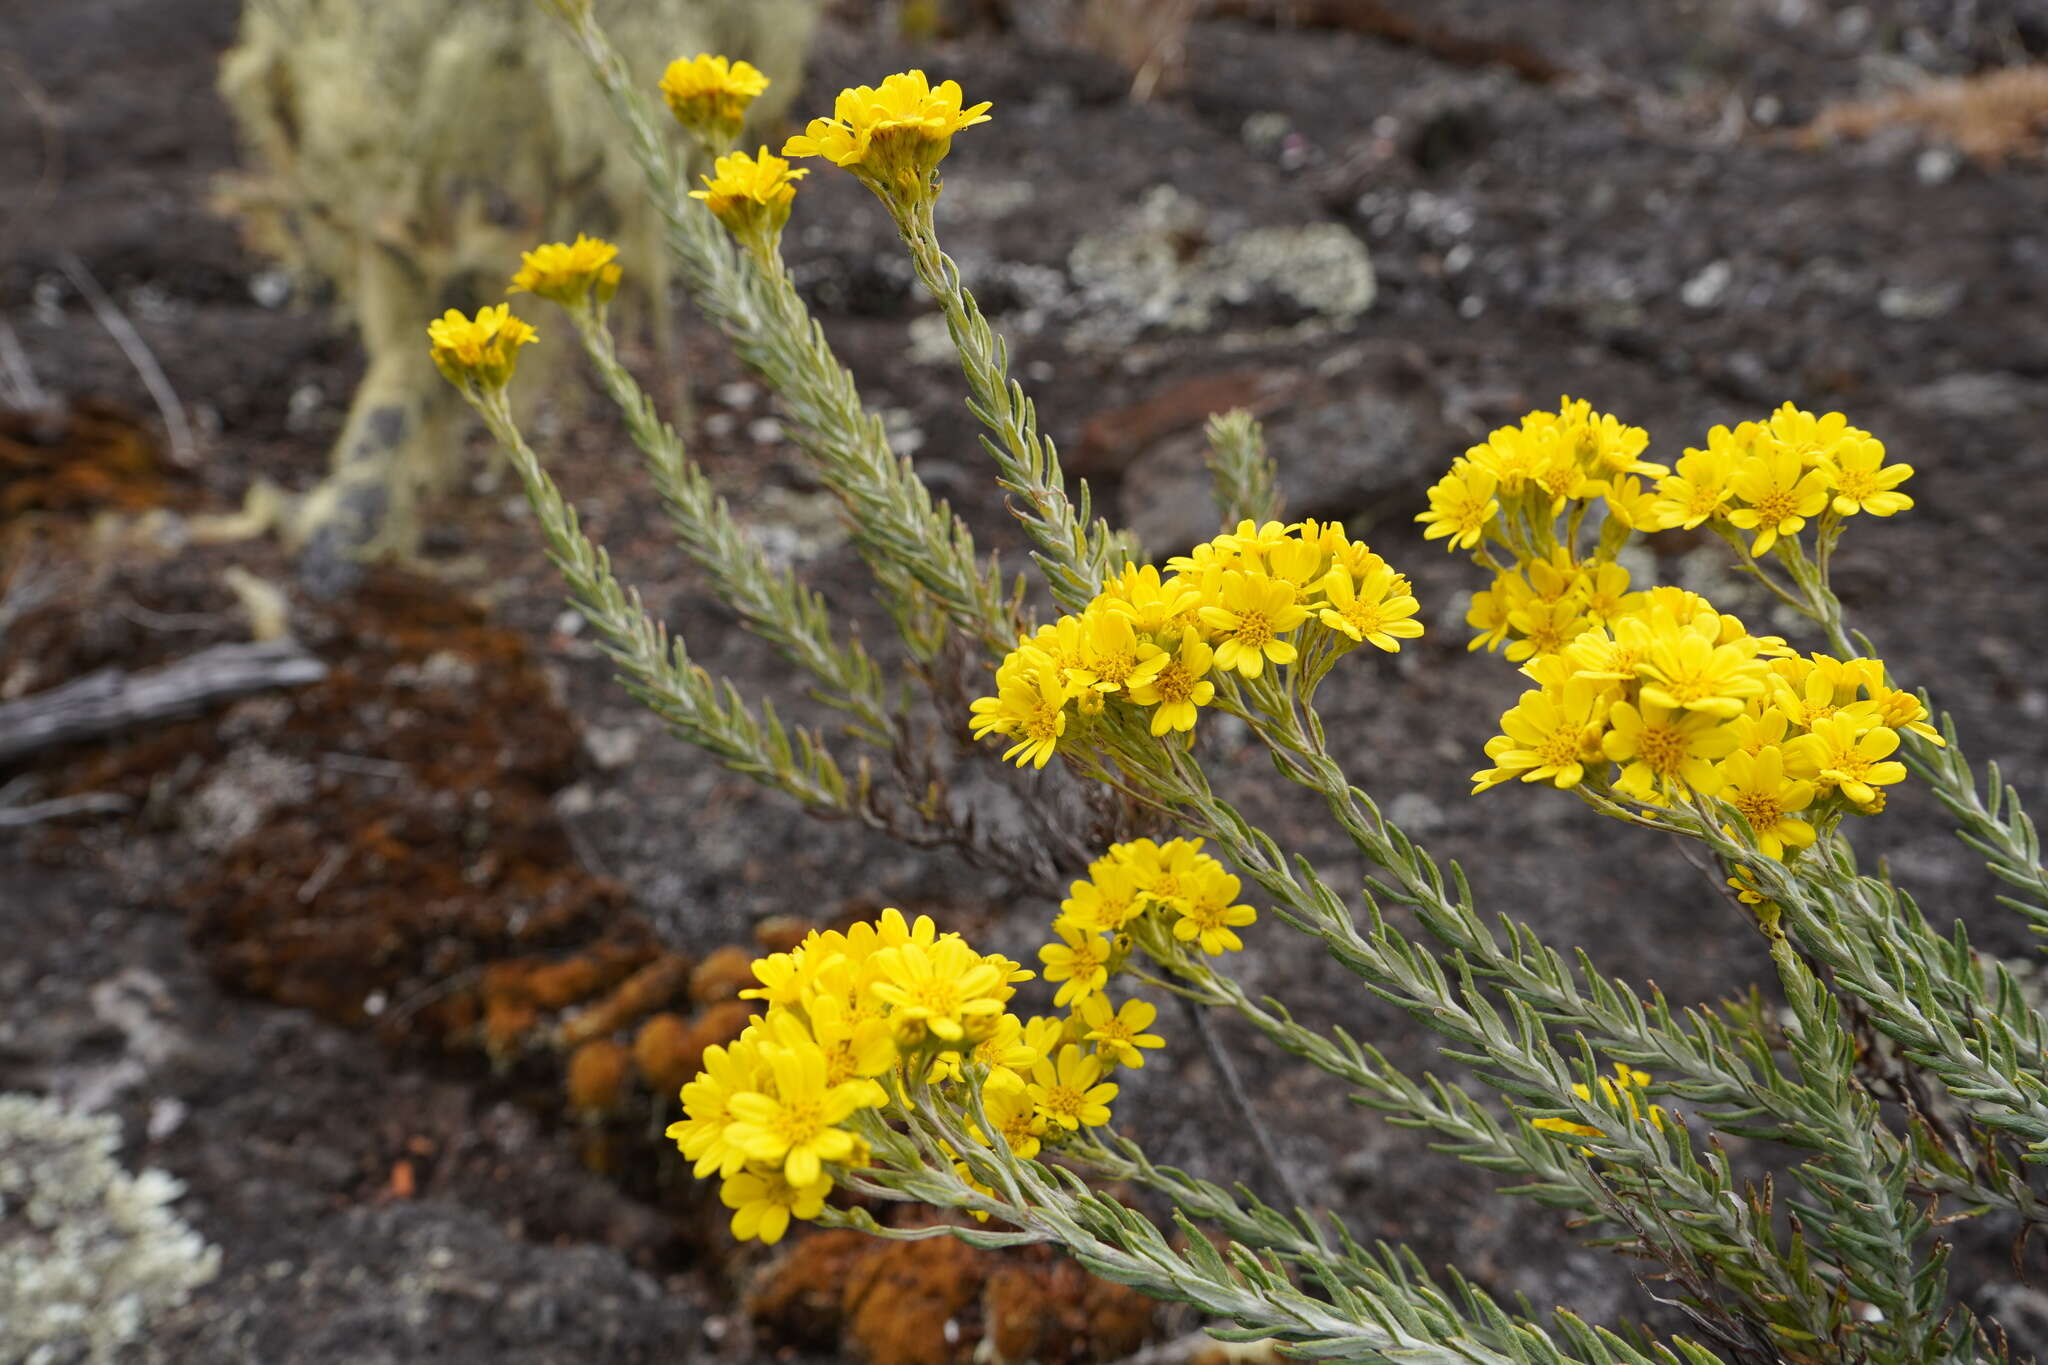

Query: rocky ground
<box><xmin>4</xmin><ymin>0</ymin><xmax>2048</xmax><ymax>1360</ymax></box>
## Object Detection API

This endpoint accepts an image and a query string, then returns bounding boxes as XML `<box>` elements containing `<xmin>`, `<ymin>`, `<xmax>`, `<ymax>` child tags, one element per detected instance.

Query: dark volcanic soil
<box><xmin>5</xmin><ymin>0</ymin><xmax>2048</xmax><ymax>1359</ymax></box>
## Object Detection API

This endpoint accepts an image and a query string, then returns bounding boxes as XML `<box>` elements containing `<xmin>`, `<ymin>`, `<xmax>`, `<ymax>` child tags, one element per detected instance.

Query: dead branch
<box><xmin>0</xmin><ymin>639</ymin><xmax>327</xmax><ymax>765</ymax></box>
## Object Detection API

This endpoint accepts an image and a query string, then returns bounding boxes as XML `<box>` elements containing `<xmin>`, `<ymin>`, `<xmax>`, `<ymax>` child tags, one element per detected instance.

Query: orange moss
<box><xmin>632</xmin><ymin>1012</ymin><xmax>695</xmax><ymax>1100</ymax></box>
<box><xmin>747</xmin><ymin>1229</ymin><xmax>876</xmax><ymax>1352</ymax></box>
<box><xmin>690</xmin><ymin>944</ymin><xmax>757</xmax><ymax>1005</ymax></box>
<box><xmin>566</xmin><ymin>1038</ymin><xmax>633</xmax><ymax>1120</ymax></box>
<box><xmin>0</xmin><ymin>398</ymin><xmax>193</xmax><ymax>522</ymax></box>
<box><xmin>753</xmin><ymin>915</ymin><xmax>818</xmax><ymax>954</ymax></box>
<box><xmin>747</xmin><ymin>1222</ymin><xmax>1157</xmax><ymax>1365</ymax></box>
<box><xmin>979</xmin><ymin>1264</ymin><xmax>1049</xmax><ymax>1365</ymax></box>
<box><xmin>1800</xmin><ymin>65</ymin><xmax>2048</xmax><ymax>164</ymax></box>
<box><xmin>558</xmin><ymin>952</ymin><xmax>692</xmax><ymax>1048</ymax></box>
<box><xmin>482</xmin><ymin>997</ymin><xmax>540</xmax><ymax>1070</ymax></box>
<box><xmin>841</xmin><ymin>1235</ymin><xmax>987</xmax><ymax>1365</ymax></box>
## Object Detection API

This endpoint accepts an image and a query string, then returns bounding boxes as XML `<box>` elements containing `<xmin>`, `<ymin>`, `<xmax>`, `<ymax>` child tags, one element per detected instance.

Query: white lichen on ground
<box><xmin>0</xmin><ymin>1093</ymin><xmax>220</xmax><ymax>1365</ymax></box>
<box><xmin>1065</xmin><ymin>185</ymin><xmax>1375</xmax><ymax>350</ymax></box>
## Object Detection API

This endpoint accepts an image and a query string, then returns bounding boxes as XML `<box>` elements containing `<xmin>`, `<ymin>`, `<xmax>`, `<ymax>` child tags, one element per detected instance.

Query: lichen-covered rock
<box><xmin>0</xmin><ymin>1093</ymin><xmax>220</xmax><ymax>1365</ymax></box>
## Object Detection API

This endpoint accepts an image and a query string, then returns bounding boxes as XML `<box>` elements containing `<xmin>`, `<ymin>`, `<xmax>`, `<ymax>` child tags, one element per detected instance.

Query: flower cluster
<box><xmin>1471</xmin><ymin>586</ymin><xmax>1936</xmax><ymax>858</ymax></box>
<box><xmin>1043</xmin><ymin>838</ymin><xmax>1260</xmax><ymax>1013</ymax></box>
<box><xmin>1420</xmin><ymin>399</ymin><xmax>1915</xmax><ymax>572</ymax></box>
<box><xmin>509</xmin><ymin>232</ymin><xmax>621</xmax><ymax>309</ymax></box>
<box><xmin>669</xmin><ymin>909</ymin><xmax>1165</xmax><ymax>1243</ymax></box>
<box><xmin>1644</xmin><ymin>405</ymin><xmax>1915</xmax><ymax>555</ymax></box>
<box><xmin>1416</xmin><ymin>396</ymin><xmax>1664</xmax><ymax>556</ymax></box>
<box><xmin>783</xmin><ymin>69</ymin><xmax>991</xmax><ymax>206</ymax></box>
<box><xmin>426</xmin><ymin>303</ymin><xmax>538</xmax><ymax>391</ymax></box>
<box><xmin>659</xmin><ymin>53</ymin><xmax>769</xmax><ymax>148</ymax></box>
<box><xmin>1421</xmin><ymin>399</ymin><xmax>1932</xmax><ymax>864</ymax></box>
<box><xmin>968</xmin><ymin>521</ymin><xmax>1421</xmax><ymax>769</ymax></box>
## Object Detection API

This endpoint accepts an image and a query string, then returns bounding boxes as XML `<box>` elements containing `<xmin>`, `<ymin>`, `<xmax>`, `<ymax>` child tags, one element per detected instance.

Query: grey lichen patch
<box><xmin>1064</xmin><ymin>185</ymin><xmax>1375</xmax><ymax>350</ymax></box>
<box><xmin>0</xmin><ymin>1094</ymin><xmax>220</xmax><ymax>1365</ymax></box>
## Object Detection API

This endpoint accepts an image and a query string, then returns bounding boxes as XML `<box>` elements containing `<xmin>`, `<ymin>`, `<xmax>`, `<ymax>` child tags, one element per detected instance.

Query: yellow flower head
<box><xmin>426</xmin><ymin>303</ymin><xmax>537</xmax><ymax>391</ymax></box>
<box><xmin>1717</xmin><ymin>746</ymin><xmax>1818</xmax><ymax>860</ymax></box>
<box><xmin>1124</xmin><ymin>628</ymin><xmax>1216</xmax><ymax>735</ymax></box>
<box><xmin>723</xmin><ymin>1037</ymin><xmax>873</xmax><ymax>1187</ymax></box>
<box><xmin>1039</xmin><ymin>924</ymin><xmax>1112</xmax><ymax>1009</ymax></box>
<box><xmin>1725</xmin><ymin>443</ymin><xmax>1831</xmax><ymax>556</ymax></box>
<box><xmin>783</xmin><ymin>70</ymin><xmax>992</xmax><ymax>205</ymax></box>
<box><xmin>1027</xmin><ymin>1044</ymin><xmax>1117</xmax><ymax>1132</ymax></box>
<box><xmin>1078</xmin><ymin>995</ymin><xmax>1164</xmax><ymax>1069</ymax></box>
<box><xmin>1820</xmin><ymin>434</ymin><xmax>1914</xmax><ymax>518</ymax></box>
<box><xmin>1415</xmin><ymin>461</ymin><xmax>1500</xmax><ymax>552</ymax></box>
<box><xmin>1472</xmin><ymin>678</ymin><xmax>1610</xmax><ymax>793</ymax></box>
<box><xmin>691</xmin><ymin>148</ymin><xmax>809</xmax><ymax>253</ymax></box>
<box><xmin>1317</xmin><ymin>563</ymin><xmax>1424</xmax><ymax>653</ymax></box>
<box><xmin>719</xmin><ymin>1163</ymin><xmax>830</xmax><ymax>1245</ymax></box>
<box><xmin>968</xmin><ymin>647</ymin><xmax>1071</xmax><ymax>769</ymax></box>
<box><xmin>1197</xmin><ymin>569</ymin><xmax>1311</xmax><ymax>679</ymax></box>
<box><xmin>661</xmin><ymin>54</ymin><xmax>770</xmax><ymax>147</ymax></box>
<box><xmin>508</xmin><ymin>233</ymin><xmax>621</xmax><ymax>309</ymax></box>
<box><xmin>869</xmin><ymin>936</ymin><xmax>1019</xmax><ymax>1047</ymax></box>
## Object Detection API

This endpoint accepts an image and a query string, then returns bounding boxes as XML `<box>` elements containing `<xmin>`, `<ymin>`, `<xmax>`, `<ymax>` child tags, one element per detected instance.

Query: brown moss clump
<box><xmin>0</xmin><ymin>399</ymin><xmax>194</xmax><ymax>524</ymax></box>
<box><xmin>747</xmin><ymin>1226</ymin><xmax>1157</xmax><ymax>1365</ymax></box>
<box><xmin>558</xmin><ymin>953</ymin><xmax>693</xmax><ymax>1048</ymax></box>
<box><xmin>753</xmin><ymin>915</ymin><xmax>819</xmax><ymax>954</ymax></box>
<box><xmin>631</xmin><ymin>1012</ymin><xmax>694</xmax><ymax>1101</ymax></box>
<box><xmin>566</xmin><ymin>1039</ymin><xmax>633</xmax><ymax>1121</ymax></box>
<box><xmin>179</xmin><ymin>571</ymin><xmax>647</xmax><ymax>1028</ymax></box>
<box><xmin>690</xmin><ymin>944</ymin><xmax>757</xmax><ymax>1006</ymax></box>
<box><xmin>1799</xmin><ymin>65</ymin><xmax>2048</xmax><ymax>164</ymax></box>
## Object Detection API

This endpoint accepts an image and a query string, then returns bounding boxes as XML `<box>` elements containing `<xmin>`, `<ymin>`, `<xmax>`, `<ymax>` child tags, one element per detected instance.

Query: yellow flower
<box><xmin>509</xmin><ymin>234</ymin><xmax>621</xmax><ymax>308</ymax></box>
<box><xmin>1094</xmin><ymin>563</ymin><xmax>1200</xmax><ymax>635</ymax></box>
<box><xmin>1415</xmin><ymin>461</ymin><xmax>1499</xmax><ymax>551</ymax></box>
<box><xmin>1717</xmin><ymin>746</ymin><xmax>1818</xmax><ymax>859</ymax></box>
<box><xmin>1786</xmin><ymin>714</ymin><xmax>1908</xmax><ymax>809</ymax></box>
<box><xmin>1039</xmin><ymin>924</ymin><xmax>1111</xmax><ymax>1009</ymax></box>
<box><xmin>1503</xmin><ymin>596</ymin><xmax>1592</xmax><ymax>663</ymax></box>
<box><xmin>981</xmin><ymin>1082</ymin><xmax>1046</xmax><ymax>1160</ymax></box>
<box><xmin>1602</xmin><ymin>699</ymin><xmax>1739</xmax><ymax>803</ymax></box>
<box><xmin>1199</xmin><ymin>570</ymin><xmax>1310</xmax><ymax>679</ymax></box>
<box><xmin>1068</xmin><ymin>606</ymin><xmax>1169</xmax><ymax>695</ymax></box>
<box><xmin>869</xmin><ymin>937</ymin><xmax>1017</xmax><ymax>1046</ymax></box>
<box><xmin>719</xmin><ymin>1164</ymin><xmax>831</xmax><ymax>1244</ymax></box>
<box><xmin>1465</xmin><ymin>576</ymin><xmax>1521</xmax><ymax>653</ymax></box>
<box><xmin>1027</xmin><ymin>1044</ymin><xmax>1117</xmax><ymax>1131</ymax></box>
<box><xmin>1764</xmin><ymin>402</ymin><xmax>1867</xmax><ymax>467</ymax></box>
<box><xmin>1317</xmin><ymin>564</ymin><xmax>1424</xmax><ymax>652</ymax></box>
<box><xmin>1634</xmin><ymin>627</ymin><xmax>1769</xmax><ymax>719</ymax></box>
<box><xmin>1124</xmin><ymin>628</ymin><xmax>1216</xmax><ymax>735</ymax></box>
<box><xmin>690</xmin><ymin>148</ymin><xmax>808</xmax><ymax>253</ymax></box>
<box><xmin>1725</xmin><ymin>443</ymin><xmax>1830</xmax><ymax>556</ymax></box>
<box><xmin>1171</xmin><ymin>868</ymin><xmax>1257</xmax><ymax>956</ymax></box>
<box><xmin>426</xmin><ymin>303</ymin><xmax>537</xmax><ymax>391</ymax></box>
<box><xmin>1472</xmin><ymin>679</ymin><xmax>1608</xmax><ymax>792</ymax></box>
<box><xmin>669</xmin><ymin>1034</ymin><xmax>767</xmax><ymax>1178</ymax></box>
<box><xmin>724</xmin><ymin>1039</ymin><xmax>874</xmax><ymax>1187</ymax></box>
<box><xmin>1864</xmin><ymin>682</ymin><xmax>1943</xmax><ymax>747</ymax></box>
<box><xmin>1078</xmin><ymin>996</ymin><xmax>1164</xmax><ymax>1069</ymax></box>
<box><xmin>1819</xmin><ymin>434</ymin><xmax>1914</xmax><ymax>518</ymax></box>
<box><xmin>783</xmin><ymin>70</ymin><xmax>991</xmax><ymax>204</ymax></box>
<box><xmin>661</xmin><ymin>54</ymin><xmax>770</xmax><ymax>146</ymax></box>
<box><xmin>968</xmin><ymin>648</ymin><xmax>1071</xmax><ymax>769</ymax></box>
<box><xmin>1058</xmin><ymin>862</ymin><xmax>1147</xmax><ymax>936</ymax></box>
